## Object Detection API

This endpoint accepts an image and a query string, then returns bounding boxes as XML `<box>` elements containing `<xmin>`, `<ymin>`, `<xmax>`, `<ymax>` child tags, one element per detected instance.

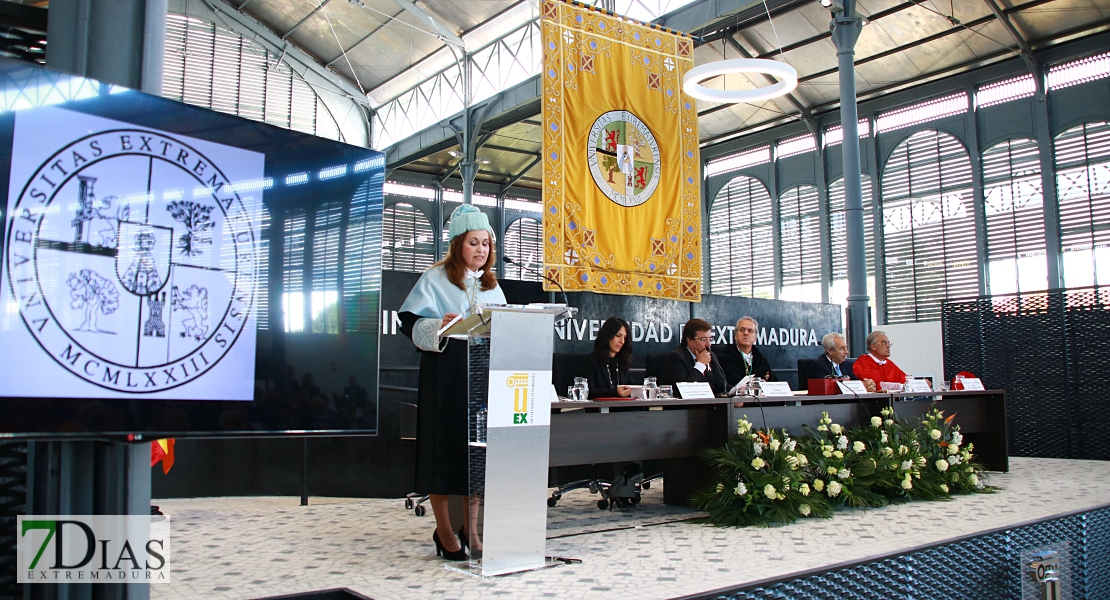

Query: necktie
<box><xmin>834</xmin><ymin>363</ymin><xmax>842</xmax><ymax>377</ymax></box>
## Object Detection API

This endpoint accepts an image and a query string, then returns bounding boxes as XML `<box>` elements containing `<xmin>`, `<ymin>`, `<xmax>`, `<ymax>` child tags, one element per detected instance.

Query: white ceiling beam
<box><xmin>391</xmin><ymin>0</ymin><xmax>465</xmax><ymax>50</ymax></box>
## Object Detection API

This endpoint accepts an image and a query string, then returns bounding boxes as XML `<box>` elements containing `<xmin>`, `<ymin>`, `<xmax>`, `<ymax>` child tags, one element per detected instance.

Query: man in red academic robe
<box><xmin>852</xmin><ymin>330</ymin><xmax>906</xmax><ymax>392</ymax></box>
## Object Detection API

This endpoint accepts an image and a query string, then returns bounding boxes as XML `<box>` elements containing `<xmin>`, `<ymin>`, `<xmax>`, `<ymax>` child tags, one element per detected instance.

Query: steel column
<box><xmin>830</xmin><ymin>1</ymin><xmax>870</xmax><ymax>355</ymax></box>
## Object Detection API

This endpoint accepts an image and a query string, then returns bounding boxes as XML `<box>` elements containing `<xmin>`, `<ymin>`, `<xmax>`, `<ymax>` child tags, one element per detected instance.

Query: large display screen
<box><xmin>0</xmin><ymin>59</ymin><xmax>383</xmax><ymax>439</ymax></box>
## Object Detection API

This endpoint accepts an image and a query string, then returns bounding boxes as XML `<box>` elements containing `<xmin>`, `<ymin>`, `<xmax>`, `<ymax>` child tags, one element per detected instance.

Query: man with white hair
<box><xmin>805</xmin><ymin>333</ymin><xmax>873</xmax><ymax>390</ymax></box>
<box><xmin>713</xmin><ymin>316</ymin><xmax>776</xmax><ymax>390</ymax></box>
<box><xmin>852</xmin><ymin>330</ymin><xmax>906</xmax><ymax>390</ymax></box>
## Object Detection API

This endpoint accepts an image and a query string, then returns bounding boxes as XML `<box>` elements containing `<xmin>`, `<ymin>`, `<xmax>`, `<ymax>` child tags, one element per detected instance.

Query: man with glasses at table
<box><xmin>852</xmin><ymin>330</ymin><xmax>906</xmax><ymax>392</ymax></box>
<box><xmin>659</xmin><ymin>318</ymin><xmax>728</xmax><ymax>395</ymax></box>
<box><xmin>714</xmin><ymin>316</ymin><xmax>776</xmax><ymax>390</ymax></box>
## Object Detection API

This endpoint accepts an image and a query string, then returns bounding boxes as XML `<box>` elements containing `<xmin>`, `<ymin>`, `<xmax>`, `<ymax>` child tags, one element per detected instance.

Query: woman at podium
<box><xmin>584</xmin><ymin>316</ymin><xmax>634</xmax><ymax>398</ymax></box>
<box><xmin>398</xmin><ymin>204</ymin><xmax>506</xmax><ymax>561</ymax></box>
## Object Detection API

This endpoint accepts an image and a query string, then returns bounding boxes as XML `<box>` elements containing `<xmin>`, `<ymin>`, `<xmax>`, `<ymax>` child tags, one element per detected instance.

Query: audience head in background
<box><xmin>734</xmin><ymin>316</ymin><xmax>758</xmax><ymax>352</ymax></box>
<box><xmin>866</xmin><ymin>330</ymin><xmax>892</xmax><ymax>360</ymax></box>
<box><xmin>442</xmin><ymin>204</ymin><xmax>497</xmax><ymax>291</ymax></box>
<box><xmin>822</xmin><ymin>333</ymin><xmax>849</xmax><ymax>365</ymax></box>
<box><xmin>593</xmin><ymin>316</ymin><xmax>633</xmax><ymax>370</ymax></box>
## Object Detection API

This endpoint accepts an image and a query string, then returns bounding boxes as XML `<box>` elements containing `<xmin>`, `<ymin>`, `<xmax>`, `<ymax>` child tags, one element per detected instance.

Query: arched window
<box><xmin>881</xmin><ymin>130</ymin><xmax>977</xmax><ymax>323</ymax></box>
<box><xmin>503</xmin><ymin>218</ymin><xmax>543</xmax><ymax>281</ymax></box>
<box><xmin>1054</xmin><ymin>122</ymin><xmax>1110</xmax><ymax>288</ymax></box>
<box><xmin>828</xmin><ymin>175</ymin><xmax>876</xmax><ymax>320</ymax></box>
<box><xmin>708</xmin><ymin>175</ymin><xmax>774</xmax><ymax>298</ymax></box>
<box><xmin>382</xmin><ymin>202</ymin><xmax>435</xmax><ymax>273</ymax></box>
<box><xmin>311</xmin><ymin>201</ymin><xmax>343</xmax><ymax>334</ymax></box>
<box><xmin>778</xmin><ymin>185</ymin><xmax>821</xmax><ymax>301</ymax></box>
<box><xmin>282</xmin><ymin>209</ymin><xmax>307</xmax><ymax>333</ymax></box>
<box><xmin>163</xmin><ymin>14</ymin><xmax>340</xmax><ymax>140</ymax></box>
<box><xmin>344</xmin><ymin>179</ymin><xmax>384</xmax><ymax>333</ymax></box>
<box><xmin>982</xmin><ymin>139</ymin><xmax>1046</xmax><ymax>294</ymax></box>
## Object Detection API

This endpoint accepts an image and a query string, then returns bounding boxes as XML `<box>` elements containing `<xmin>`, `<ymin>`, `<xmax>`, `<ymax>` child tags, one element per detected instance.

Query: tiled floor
<box><xmin>152</xmin><ymin>457</ymin><xmax>1110</xmax><ymax>600</ymax></box>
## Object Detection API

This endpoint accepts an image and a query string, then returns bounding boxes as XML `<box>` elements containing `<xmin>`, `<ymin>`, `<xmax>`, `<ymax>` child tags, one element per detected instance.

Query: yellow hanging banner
<box><xmin>541</xmin><ymin>0</ymin><xmax>702</xmax><ymax>301</ymax></box>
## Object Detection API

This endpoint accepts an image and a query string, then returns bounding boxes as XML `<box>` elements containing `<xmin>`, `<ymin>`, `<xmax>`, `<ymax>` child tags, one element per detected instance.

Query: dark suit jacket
<box><xmin>712</xmin><ymin>344</ymin><xmax>776</xmax><ymax>389</ymax></box>
<box><xmin>582</xmin><ymin>353</ymin><xmax>632</xmax><ymax>399</ymax></box>
<box><xmin>805</xmin><ymin>354</ymin><xmax>855</xmax><ymax>380</ymax></box>
<box><xmin>659</xmin><ymin>346</ymin><xmax>728</xmax><ymax>395</ymax></box>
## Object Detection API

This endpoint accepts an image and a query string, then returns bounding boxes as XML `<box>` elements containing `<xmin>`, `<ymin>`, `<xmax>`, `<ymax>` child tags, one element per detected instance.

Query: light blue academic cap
<box><xmin>447</xmin><ymin>204</ymin><xmax>495</xmax><ymax>242</ymax></box>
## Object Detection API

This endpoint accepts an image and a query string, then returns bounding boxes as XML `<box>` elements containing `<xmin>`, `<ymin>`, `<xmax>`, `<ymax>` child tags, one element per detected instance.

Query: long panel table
<box><xmin>549</xmin><ymin>390</ymin><xmax>1007</xmax><ymax>505</ymax></box>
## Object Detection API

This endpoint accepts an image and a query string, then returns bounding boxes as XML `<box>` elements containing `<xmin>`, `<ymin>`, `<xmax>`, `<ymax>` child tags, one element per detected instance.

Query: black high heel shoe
<box><xmin>433</xmin><ymin>530</ymin><xmax>467</xmax><ymax>561</ymax></box>
<box><xmin>457</xmin><ymin>527</ymin><xmax>481</xmax><ymax>560</ymax></box>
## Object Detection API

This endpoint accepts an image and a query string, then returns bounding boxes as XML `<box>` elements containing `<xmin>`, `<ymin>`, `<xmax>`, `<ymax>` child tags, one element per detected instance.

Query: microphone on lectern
<box><xmin>503</xmin><ymin>257</ymin><xmax>570</xmax><ymax>308</ymax></box>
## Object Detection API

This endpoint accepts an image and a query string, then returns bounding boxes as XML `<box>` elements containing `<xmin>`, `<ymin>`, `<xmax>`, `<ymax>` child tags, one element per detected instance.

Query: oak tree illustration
<box><xmin>67</xmin><ymin>269</ymin><xmax>120</xmax><ymax>333</ymax></box>
<box><xmin>166</xmin><ymin>200</ymin><xmax>214</xmax><ymax>256</ymax></box>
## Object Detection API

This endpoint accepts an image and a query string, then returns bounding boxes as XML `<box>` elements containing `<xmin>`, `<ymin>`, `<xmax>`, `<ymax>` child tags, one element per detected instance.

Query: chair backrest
<box><xmin>797</xmin><ymin>358</ymin><xmax>814</xmax><ymax>381</ymax></box>
<box><xmin>644</xmin><ymin>353</ymin><xmax>668</xmax><ymax>380</ymax></box>
<box><xmin>552</xmin><ymin>353</ymin><xmax>589</xmax><ymax>394</ymax></box>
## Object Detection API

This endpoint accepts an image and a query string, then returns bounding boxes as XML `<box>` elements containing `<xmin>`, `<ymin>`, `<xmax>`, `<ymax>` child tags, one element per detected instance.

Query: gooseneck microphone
<box><xmin>503</xmin><ymin>256</ymin><xmax>570</xmax><ymax>307</ymax></box>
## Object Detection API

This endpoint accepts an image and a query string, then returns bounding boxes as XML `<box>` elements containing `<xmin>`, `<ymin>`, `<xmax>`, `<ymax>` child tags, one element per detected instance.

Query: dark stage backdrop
<box><xmin>943</xmin><ymin>287</ymin><xmax>1110</xmax><ymax>461</ymax></box>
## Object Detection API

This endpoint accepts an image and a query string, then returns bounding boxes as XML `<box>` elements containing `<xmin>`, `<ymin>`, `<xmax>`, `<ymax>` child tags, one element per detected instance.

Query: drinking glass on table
<box><xmin>572</xmin><ymin>377</ymin><xmax>589</xmax><ymax>401</ymax></box>
<box><xmin>643</xmin><ymin>377</ymin><xmax>659</xmax><ymax>400</ymax></box>
<box><xmin>658</xmin><ymin>385</ymin><xmax>673</xmax><ymax>399</ymax></box>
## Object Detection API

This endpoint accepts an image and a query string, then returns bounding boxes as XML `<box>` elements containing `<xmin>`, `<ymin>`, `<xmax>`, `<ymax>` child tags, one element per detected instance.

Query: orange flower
<box><xmin>945</xmin><ymin>413</ymin><xmax>957</xmax><ymax>425</ymax></box>
<box><xmin>757</xmin><ymin>431</ymin><xmax>770</xmax><ymax>446</ymax></box>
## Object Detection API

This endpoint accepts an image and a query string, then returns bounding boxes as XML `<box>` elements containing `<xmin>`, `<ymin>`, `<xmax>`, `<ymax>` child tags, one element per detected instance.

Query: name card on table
<box><xmin>904</xmin><ymin>379</ymin><xmax>933</xmax><ymax>393</ymax></box>
<box><xmin>758</xmin><ymin>381</ymin><xmax>794</xmax><ymax>397</ymax></box>
<box><xmin>837</xmin><ymin>380</ymin><xmax>869</xmax><ymax>395</ymax></box>
<box><xmin>959</xmin><ymin>377</ymin><xmax>985</xmax><ymax>391</ymax></box>
<box><xmin>676</xmin><ymin>382</ymin><xmax>715</xmax><ymax>399</ymax></box>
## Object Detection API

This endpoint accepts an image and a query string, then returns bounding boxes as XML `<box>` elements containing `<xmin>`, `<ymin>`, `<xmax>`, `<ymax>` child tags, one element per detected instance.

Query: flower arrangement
<box><xmin>693</xmin><ymin>405</ymin><xmax>992</xmax><ymax>527</ymax></box>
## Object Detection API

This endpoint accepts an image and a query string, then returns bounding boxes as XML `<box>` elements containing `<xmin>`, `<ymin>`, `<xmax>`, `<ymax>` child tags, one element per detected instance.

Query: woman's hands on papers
<box><xmin>441</xmin><ymin>313</ymin><xmax>459</xmax><ymax>329</ymax></box>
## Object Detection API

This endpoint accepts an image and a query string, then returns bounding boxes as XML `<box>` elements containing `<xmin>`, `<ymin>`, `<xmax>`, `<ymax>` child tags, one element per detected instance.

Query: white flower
<box><xmin>915</xmin><ymin>456</ymin><xmax>926</xmax><ymax>467</ymax></box>
<box><xmin>899</xmin><ymin>445</ymin><xmax>909</xmax><ymax>455</ymax></box>
<box><xmin>796</xmin><ymin>453</ymin><xmax>809</xmax><ymax>466</ymax></box>
<box><xmin>838</xmin><ymin>468</ymin><xmax>851</xmax><ymax>480</ymax></box>
<box><xmin>770</xmin><ymin>439</ymin><xmax>781</xmax><ymax>452</ymax></box>
<box><xmin>951</xmin><ymin>431</ymin><xmax>963</xmax><ymax>446</ymax></box>
<box><xmin>970</xmin><ymin>474</ymin><xmax>982</xmax><ymax>489</ymax></box>
<box><xmin>948</xmin><ymin>444</ymin><xmax>960</xmax><ymax>455</ymax></box>
<box><xmin>786</xmin><ymin>455</ymin><xmax>800</xmax><ymax>469</ymax></box>
<box><xmin>936</xmin><ymin>459</ymin><xmax>949</xmax><ymax>472</ymax></box>
<box><xmin>930</xmin><ymin>429</ymin><xmax>942</xmax><ymax>440</ymax></box>
<box><xmin>823</xmin><ymin>450</ymin><xmax>833</xmax><ymax>458</ymax></box>
<box><xmin>830</xmin><ymin>424</ymin><xmax>843</xmax><ymax>435</ymax></box>
<box><xmin>784</xmin><ymin>439</ymin><xmax>797</xmax><ymax>452</ymax></box>
<box><xmin>753</xmin><ymin>443</ymin><xmax>764</xmax><ymax>455</ymax></box>
<box><xmin>737</xmin><ymin>418</ymin><xmax>752</xmax><ymax>434</ymax></box>
<box><xmin>881</xmin><ymin>431</ymin><xmax>889</xmax><ymax>444</ymax></box>
<box><xmin>900</xmin><ymin>460</ymin><xmax>912</xmax><ymax>471</ymax></box>
<box><xmin>871</xmin><ymin>416</ymin><xmax>882</xmax><ymax>428</ymax></box>
<box><xmin>799</xmin><ymin>503</ymin><xmax>812</xmax><ymax>516</ymax></box>
<box><xmin>716</xmin><ymin>483</ymin><xmax>724</xmax><ymax>493</ymax></box>
<box><xmin>813</xmin><ymin>479</ymin><xmax>825</xmax><ymax>492</ymax></box>
<box><xmin>853</xmin><ymin>441</ymin><xmax>866</xmax><ymax>453</ymax></box>
<box><xmin>901</xmin><ymin>477</ymin><xmax>913</xmax><ymax>490</ymax></box>
<box><xmin>947</xmin><ymin>455</ymin><xmax>961</xmax><ymax>465</ymax></box>
<box><xmin>799</xmin><ymin>483</ymin><xmax>810</xmax><ymax>496</ymax></box>
<box><xmin>882</xmin><ymin>447</ymin><xmax>895</xmax><ymax>457</ymax></box>
<box><xmin>827</xmin><ymin>466</ymin><xmax>838</xmax><ymax>475</ymax></box>
<box><xmin>751</xmin><ymin>457</ymin><xmax>765</xmax><ymax>469</ymax></box>
<box><xmin>885</xmin><ymin>419</ymin><xmax>894</xmax><ymax>426</ymax></box>
<box><xmin>764</xmin><ymin>484</ymin><xmax>777</xmax><ymax>500</ymax></box>
<box><xmin>734</xmin><ymin>482</ymin><xmax>748</xmax><ymax>496</ymax></box>
<box><xmin>833</xmin><ymin>450</ymin><xmax>844</xmax><ymax>459</ymax></box>
<box><xmin>817</xmin><ymin>424</ymin><xmax>828</xmax><ymax>432</ymax></box>
<box><xmin>837</xmin><ymin>435</ymin><xmax>849</xmax><ymax>450</ymax></box>
<box><xmin>827</xmin><ymin>481</ymin><xmax>842</xmax><ymax>497</ymax></box>
<box><xmin>939</xmin><ymin>483</ymin><xmax>949</xmax><ymax>493</ymax></box>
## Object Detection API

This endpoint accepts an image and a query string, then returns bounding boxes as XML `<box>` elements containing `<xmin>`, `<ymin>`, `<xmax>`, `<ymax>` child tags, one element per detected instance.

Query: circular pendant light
<box><xmin>682</xmin><ymin>59</ymin><xmax>798</xmax><ymax>103</ymax></box>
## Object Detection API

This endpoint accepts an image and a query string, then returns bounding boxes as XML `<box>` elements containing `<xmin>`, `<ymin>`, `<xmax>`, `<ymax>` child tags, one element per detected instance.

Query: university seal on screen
<box><xmin>587</xmin><ymin>110</ymin><xmax>661</xmax><ymax>207</ymax></box>
<box><xmin>4</xmin><ymin>128</ymin><xmax>259</xmax><ymax>394</ymax></box>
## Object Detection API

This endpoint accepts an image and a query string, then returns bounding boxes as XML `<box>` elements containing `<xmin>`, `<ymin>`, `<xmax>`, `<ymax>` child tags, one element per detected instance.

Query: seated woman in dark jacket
<box><xmin>584</xmin><ymin>316</ymin><xmax>634</xmax><ymax>399</ymax></box>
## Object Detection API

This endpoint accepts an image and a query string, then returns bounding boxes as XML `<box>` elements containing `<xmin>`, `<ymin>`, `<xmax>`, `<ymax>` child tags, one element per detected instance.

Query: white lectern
<box><xmin>442</xmin><ymin>303</ymin><xmax>574</xmax><ymax>577</ymax></box>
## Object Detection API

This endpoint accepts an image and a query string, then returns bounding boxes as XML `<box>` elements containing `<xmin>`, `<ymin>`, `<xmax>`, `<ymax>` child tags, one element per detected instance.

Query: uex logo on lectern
<box><xmin>17</xmin><ymin>515</ymin><xmax>171</xmax><ymax>583</ymax></box>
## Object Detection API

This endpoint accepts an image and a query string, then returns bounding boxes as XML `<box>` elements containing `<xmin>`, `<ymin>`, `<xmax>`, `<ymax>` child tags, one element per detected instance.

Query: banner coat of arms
<box><xmin>541</xmin><ymin>0</ymin><xmax>702</xmax><ymax>301</ymax></box>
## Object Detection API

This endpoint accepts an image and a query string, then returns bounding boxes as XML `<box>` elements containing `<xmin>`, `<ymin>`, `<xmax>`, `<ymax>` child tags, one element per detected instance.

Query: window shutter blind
<box><xmin>709</xmin><ymin>175</ymin><xmax>774</xmax><ymax>298</ymax></box>
<box><xmin>382</xmin><ymin>202</ymin><xmax>435</xmax><ymax>273</ymax></box>
<box><xmin>504</xmin><ymin>218</ymin><xmax>543</xmax><ymax>281</ymax></box>
<box><xmin>982</xmin><ymin>138</ymin><xmax>1047</xmax><ymax>294</ymax></box>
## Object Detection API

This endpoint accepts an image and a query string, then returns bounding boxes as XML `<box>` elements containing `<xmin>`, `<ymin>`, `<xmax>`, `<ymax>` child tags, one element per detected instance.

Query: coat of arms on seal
<box><xmin>587</xmin><ymin>110</ymin><xmax>661</xmax><ymax>207</ymax></box>
<box><xmin>3</xmin><ymin>109</ymin><xmax>263</xmax><ymax>398</ymax></box>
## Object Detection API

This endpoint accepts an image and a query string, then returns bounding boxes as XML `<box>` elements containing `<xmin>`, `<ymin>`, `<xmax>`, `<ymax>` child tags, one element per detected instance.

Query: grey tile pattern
<box><xmin>152</xmin><ymin>457</ymin><xmax>1110</xmax><ymax>600</ymax></box>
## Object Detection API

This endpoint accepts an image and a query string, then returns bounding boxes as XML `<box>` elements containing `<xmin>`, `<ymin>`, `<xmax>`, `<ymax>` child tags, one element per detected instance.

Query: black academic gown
<box><xmin>582</xmin><ymin>353</ymin><xmax>632</xmax><ymax>399</ymax></box>
<box><xmin>712</xmin><ymin>344</ymin><xmax>777</xmax><ymax>389</ymax></box>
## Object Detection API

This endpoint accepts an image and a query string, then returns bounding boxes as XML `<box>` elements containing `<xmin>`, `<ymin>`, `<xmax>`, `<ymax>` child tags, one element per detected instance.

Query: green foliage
<box><xmin>693</xmin><ymin>405</ymin><xmax>993</xmax><ymax>528</ymax></box>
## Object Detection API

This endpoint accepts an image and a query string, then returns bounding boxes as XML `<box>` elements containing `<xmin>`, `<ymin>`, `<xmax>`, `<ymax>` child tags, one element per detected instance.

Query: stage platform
<box><xmin>152</xmin><ymin>457</ymin><xmax>1110</xmax><ymax>600</ymax></box>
